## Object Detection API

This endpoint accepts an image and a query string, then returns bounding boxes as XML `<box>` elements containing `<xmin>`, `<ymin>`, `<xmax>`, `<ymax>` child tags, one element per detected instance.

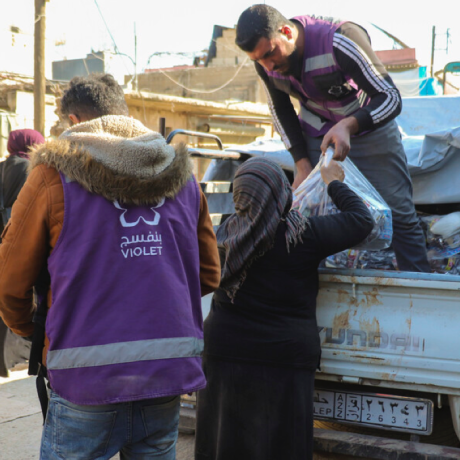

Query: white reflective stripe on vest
<box><xmin>300</xmin><ymin>106</ymin><xmax>327</xmax><ymax>131</ymax></box>
<box><xmin>47</xmin><ymin>337</ymin><xmax>204</xmax><ymax>370</ymax></box>
<box><xmin>304</xmin><ymin>53</ymin><xmax>335</xmax><ymax>72</ymax></box>
<box><xmin>306</xmin><ymin>99</ymin><xmax>361</xmax><ymax>117</ymax></box>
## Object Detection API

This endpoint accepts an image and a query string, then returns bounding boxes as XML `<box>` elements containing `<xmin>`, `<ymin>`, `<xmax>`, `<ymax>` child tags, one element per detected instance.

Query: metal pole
<box><xmin>430</xmin><ymin>25</ymin><xmax>436</xmax><ymax>78</ymax></box>
<box><xmin>159</xmin><ymin>117</ymin><xmax>166</xmax><ymax>137</ymax></box>
<box><xmin>443</xmin><ymin>68</ymin><xmax>446</xmax><ymax>95</ymax></box>
<box><xmin>34</xmin><ymin>0</ymin><xmax>47</xmax><ymax>136</ymax></box>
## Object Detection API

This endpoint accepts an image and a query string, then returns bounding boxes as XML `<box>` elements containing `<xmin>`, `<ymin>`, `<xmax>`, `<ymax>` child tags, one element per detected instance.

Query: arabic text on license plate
<box><xmin>313</xmin><ymin>389</ymin><xmax>433</xmax><ymax>435</ymax></box>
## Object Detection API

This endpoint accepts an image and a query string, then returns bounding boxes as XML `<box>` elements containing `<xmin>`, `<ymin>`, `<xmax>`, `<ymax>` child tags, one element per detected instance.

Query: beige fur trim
<box><xmin>29</xmin><ymin>115</ymin><xmax>193</xmax><ymax>204</ymax></box>
<box><xmin>59</xmin><ymin>115</ymin><xmax>176</xmax><ymax>179</ymax></box>
<box><xmin>30</xmin><ymin>140</ymin><xmax>192</xmax><ymax>206</ymax></box>
<box><xmin>61</xmin><ymin>115</ymin><xmax>153</xmax><ymax>138</ymax></box>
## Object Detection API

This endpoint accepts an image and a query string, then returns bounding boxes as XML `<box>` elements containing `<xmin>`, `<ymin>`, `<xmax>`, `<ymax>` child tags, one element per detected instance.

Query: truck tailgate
<box><xmin>316</xmin><ymin>269</ymin><xmax>460</xmax><ymax>394</ymax></box>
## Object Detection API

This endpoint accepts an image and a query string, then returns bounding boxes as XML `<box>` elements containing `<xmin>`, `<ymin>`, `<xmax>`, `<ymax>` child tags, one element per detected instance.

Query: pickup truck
<box><xmin>2</xmin><ymin>125</ymin><xmax>459</xmax><ymax>459</ymax></box>
<box><xmin>313</xmin><ymin>268</ymin><xmax>460</xmax><ymax>457</ymax></box>
<box><xmin>175</xmin><ymin>127</ymin><xmax>460</xmax><ymax>460</ymax></box>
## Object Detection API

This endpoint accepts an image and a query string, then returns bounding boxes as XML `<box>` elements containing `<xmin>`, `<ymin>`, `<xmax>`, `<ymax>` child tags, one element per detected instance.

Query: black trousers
<box><xmin>195</xmin><ymin>356</ymin><xmax>316</xmax><ymax>460</ymax></box>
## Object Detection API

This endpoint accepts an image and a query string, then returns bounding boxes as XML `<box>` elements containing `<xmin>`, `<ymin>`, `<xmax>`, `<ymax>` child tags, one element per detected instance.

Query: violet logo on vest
<box><xmin>114</xmin><ymin>199</ymin><xmax>165</xmax><ymax>259</ymax></box>
<box><xmin>113</xmin><ymin>198</ymin><xmax>165</xmax><ymax>227</ymax></box>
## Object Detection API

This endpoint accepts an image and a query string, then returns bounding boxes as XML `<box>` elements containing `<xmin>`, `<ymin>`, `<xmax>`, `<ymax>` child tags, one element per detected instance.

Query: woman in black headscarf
<box><xmin>1</xmin><ymin>129</ymin><xmax>45</xmax><ymax>233</ymax></box>
<box><xmin>195</xmin><ymin>157</ymin><xmax>374</xmax><ymax>460</ymax></box>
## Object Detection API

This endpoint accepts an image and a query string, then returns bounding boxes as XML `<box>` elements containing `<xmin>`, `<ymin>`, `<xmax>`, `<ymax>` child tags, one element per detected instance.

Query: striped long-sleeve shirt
<box><xmin>256</xmin><ymin>21</ymin><xmax>402</xmax><ymax>162</ymax></box>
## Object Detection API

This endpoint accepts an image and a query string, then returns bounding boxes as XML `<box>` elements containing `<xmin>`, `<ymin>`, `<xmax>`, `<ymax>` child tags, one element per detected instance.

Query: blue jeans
<box><xmin>40</xmin><ymin>390</ymin><xmax>180</xmax><ymax>460</ymax></box>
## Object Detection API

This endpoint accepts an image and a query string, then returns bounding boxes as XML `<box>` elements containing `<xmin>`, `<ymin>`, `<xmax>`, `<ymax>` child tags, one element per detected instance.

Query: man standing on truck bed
<box><xmin>0</xmin><ymin>73</ymin><xmax>220</xmax><ymax>459</ymax></box>
<box><xmin>235</xmin><ymin>4</ymin><xmax>429</xmax><ymax>272</ymax></box>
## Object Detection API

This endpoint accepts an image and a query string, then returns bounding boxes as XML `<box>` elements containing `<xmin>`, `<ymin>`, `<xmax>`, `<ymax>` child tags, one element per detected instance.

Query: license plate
<box><xmin>313</xmin><ymin>388</ymin><xmax>433</xmax><ymax>435</ymax></box>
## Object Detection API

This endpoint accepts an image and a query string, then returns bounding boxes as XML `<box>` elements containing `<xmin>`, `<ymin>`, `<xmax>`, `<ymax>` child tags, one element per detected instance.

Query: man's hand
<box><xmin>292</xmin><ymin>157</ymin><xmax>313</xmax><ymax>190</ymax></box>
<box><xmin>320</xmin><ymin>158</ymin><xmax>345</xmax><ymax>185</ymax></box>
<box><xmin>320</xmin><ymin>117</ymin><xmax>359</xmax><ymax>161</ymax></box>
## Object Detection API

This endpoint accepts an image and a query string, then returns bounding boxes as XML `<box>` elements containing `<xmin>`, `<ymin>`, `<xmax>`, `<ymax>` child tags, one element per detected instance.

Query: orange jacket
<box><xmin>0</xmin><ymin>116</ymin><xmax>220</xmax><ymax>362</ymax></box>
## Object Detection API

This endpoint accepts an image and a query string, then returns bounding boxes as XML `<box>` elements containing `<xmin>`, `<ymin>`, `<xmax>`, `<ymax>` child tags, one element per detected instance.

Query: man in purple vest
<box><xmin>0</xmin><ymin>73</ymin><xmax>220</xmax><ymax>459</ymax></box>
<box><xmin>235</xmin><ymin>5</ymin><xmax>430</xmax><ymax>273</ymax></box>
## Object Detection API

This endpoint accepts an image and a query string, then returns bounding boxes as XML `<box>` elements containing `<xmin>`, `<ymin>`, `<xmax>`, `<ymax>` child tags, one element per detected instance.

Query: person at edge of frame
<box><xmin>0</xmin><ymin>73</ymin><xmax>220</xmax><ymax>460</ymax></box>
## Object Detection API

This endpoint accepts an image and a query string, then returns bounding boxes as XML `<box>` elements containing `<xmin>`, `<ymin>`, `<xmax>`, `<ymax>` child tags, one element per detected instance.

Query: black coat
<box><xmin>1</xmin><ymin>155</ymin><xmax>29</xmax><ymax>233</ymax></box>
<box><xmin>204</xmin><ymin>181</ymin><xmax>374</xmax><ymax>370</ymax></box>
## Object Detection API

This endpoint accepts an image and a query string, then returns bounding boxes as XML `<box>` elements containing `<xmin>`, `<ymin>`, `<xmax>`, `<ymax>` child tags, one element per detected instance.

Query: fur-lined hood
<box><xmin>29</xmin><ymin>115</ymin><xmax>192</xmax><ymax>205</ymax></box>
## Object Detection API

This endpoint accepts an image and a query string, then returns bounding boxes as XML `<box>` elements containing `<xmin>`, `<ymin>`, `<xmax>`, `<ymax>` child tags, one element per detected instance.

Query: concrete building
<box><xmin>205</xmin><ymin>25</ymin><xmax>248</xmax><ymax>68</ymax></box>
<box><xmin>136</xmin><ymin>26</ymin><xmax>266</xmax><ymax>105</ymax></box>
<box><xmin>0</xmin><ymin>73</ymin><xmax>62</xmax><ymax>157</ymax></box>
<box><xmin>123</xmin><ymin>91</ymin><xmax>271</xmax><ymax>179</ymax></box>
<box><xmin>138</xmin><ymin>24</ymin><xmax>455</xmax><ymax>102</ymax></box>
<box><xmin>52</xmin><ymin>52</ymin><xmax>106</xmax><ymax>81</ymax></box>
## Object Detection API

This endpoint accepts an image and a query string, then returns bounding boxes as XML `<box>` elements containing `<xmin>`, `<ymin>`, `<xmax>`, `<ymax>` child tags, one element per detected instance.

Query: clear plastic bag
<box><xmin>323</xmin><ymin>249</ymin><xmax>360</xmax><ymax>269</ymax></box>
<box><xmin>322</xmin><ymin>248</ymin><xmax>398</xmax><ymax>271</ymax></box>
<box><xmin>292</xmin><ymin>148</ymin><xmax>393</xmax><ymax>250</ymax></box>
<box><xmin>420</xmin><ymin>214</ymin><xmax>460</xmax><ymax>260</ymax></box>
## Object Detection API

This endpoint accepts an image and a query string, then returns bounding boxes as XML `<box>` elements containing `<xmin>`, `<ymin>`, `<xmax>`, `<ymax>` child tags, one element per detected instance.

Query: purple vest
<box><xmin>46</xmin><ymin>173</ymin><xmax>205</xmax><ymax>405</ymax></box>
<box><xmin>266</xmin><ymin>15</ymin><xmax>370</xmax><ymax>137</ymax></box>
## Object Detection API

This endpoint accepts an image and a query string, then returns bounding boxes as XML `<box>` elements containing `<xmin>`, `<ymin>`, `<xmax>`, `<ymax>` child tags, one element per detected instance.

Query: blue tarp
<box><xmin>398</xmin><ymin>96</ymin><xmax>460</xmax><ymax>136</ymax></box>
<box><xmin>398</xmin><ymin>96</ymin><xmax>460</xmax><ymax>203</ymax></box>
<box><xmin>205</xmin><ymin>96</ymin><xmax>460</xmax><ymax>204</ymax></box>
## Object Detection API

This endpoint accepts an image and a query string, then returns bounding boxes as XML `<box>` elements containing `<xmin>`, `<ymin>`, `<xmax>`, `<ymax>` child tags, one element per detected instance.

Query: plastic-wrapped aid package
<box><xmin>420</xmin><ymin>213</ymin><xmax>460</xmax><ymax>257</ymax></box>
<box><xmin>321</xmin><ymin>213</ymin><xmax>460</xmax><ymax>275</ymax></box>
<box><xmin>419</xmin><ymin>212</ymin><xmax>460</xmax><ymax>274</ymax></box>
<box><xmin>429</xmin><ymin>256</ymin><xmax>460</xmax><ymax>275</ymax></box>
<box><xmin>322</xmin><ymin>248</ymin><xmax>398</xmax><ymax>271</ymax></box>
<box><xmin>292</xmin><ymin>148</ymin><xmax>393</xmax><ymax>250</ymax></box>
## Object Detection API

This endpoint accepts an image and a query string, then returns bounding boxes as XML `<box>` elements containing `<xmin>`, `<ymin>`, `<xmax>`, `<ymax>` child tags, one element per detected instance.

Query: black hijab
<box><xmin>217</xmin><ymin>157</ymin><xmax>308</xmax><ymax>300</ymax></box>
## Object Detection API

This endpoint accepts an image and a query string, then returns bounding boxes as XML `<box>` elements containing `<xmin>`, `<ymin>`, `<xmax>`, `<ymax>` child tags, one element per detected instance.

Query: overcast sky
<box><xmin>3</xmin><ymin>0</ymin><xmax>460</xmax><ymax>78</ymax></box>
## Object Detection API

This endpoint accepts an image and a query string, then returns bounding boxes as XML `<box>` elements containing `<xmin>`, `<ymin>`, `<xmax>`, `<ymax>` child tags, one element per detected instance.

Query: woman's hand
<box><xmin>320</xmin><ymin>158</ymin><xmax>345</xmax><ymax>185</ymax></box>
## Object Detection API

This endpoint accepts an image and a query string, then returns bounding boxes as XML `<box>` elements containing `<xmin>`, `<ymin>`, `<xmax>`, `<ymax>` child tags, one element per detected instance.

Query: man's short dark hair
<box><xmin>60</xmin><ymin>73</ymin><xmax>129</xmax><ymax>120</ymax></box>
<box><xmin>235</xmin><ymin>4</ymin><xmax>294</xmax><ymax>52</ymax></box>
